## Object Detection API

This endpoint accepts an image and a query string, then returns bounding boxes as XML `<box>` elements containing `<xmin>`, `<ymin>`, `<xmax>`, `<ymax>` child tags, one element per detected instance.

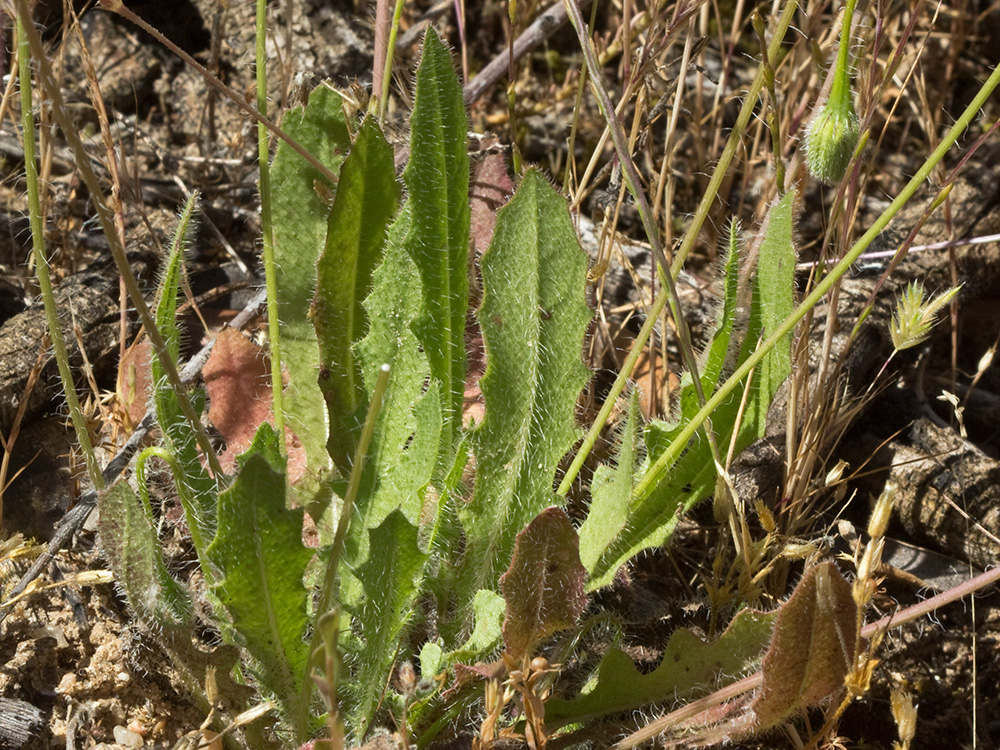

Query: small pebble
<box><xmin>113</xmin><ymin>725</ymin><xmax>144</xmax><ymax>749</ymax></box>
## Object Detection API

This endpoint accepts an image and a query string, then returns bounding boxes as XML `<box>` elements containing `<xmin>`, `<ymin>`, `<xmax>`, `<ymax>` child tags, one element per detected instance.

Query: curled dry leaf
<box><xmin>614</xmin><ymin>562</ymin><xmax>859</xmax><ymax>749</ymax></box>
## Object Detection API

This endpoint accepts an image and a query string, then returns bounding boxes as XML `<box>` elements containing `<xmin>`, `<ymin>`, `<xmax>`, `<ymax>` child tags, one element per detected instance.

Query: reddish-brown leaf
<box><xmin>470</xmin><ymin>148</ymin><xmax>514</xmax><ymax>256</ymax></box>
<box><xmin>751</xmin><ymin>561</ymin><xmax>857</xmax><ymax>729</ymax></box>
<box><xmin>202</xmin><ymin>328</ymin><xmax>307</xmax><ymax>481</ymax></box>
<box><xmin>499</xmin><ymin>507</ymin><xmax>587</xmax><ymax>664</ymax></box>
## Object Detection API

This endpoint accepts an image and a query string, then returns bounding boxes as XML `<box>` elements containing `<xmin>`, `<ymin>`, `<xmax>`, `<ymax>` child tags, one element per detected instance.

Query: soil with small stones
<box><xmin>1</xmin><ymin>2</ymin><xmax>999</xmax><ymax>750</ymax></box>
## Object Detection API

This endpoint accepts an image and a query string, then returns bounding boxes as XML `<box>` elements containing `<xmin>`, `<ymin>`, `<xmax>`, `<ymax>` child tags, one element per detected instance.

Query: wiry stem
<box><xmin>16</xmin><ymin>12</ymin><xmax>105</xmax><ymax>491</ymax></box>
<box><xmin>255</xmin><ymin>0</ymin><xmax>286</xmax><ymax>456</ymax></box>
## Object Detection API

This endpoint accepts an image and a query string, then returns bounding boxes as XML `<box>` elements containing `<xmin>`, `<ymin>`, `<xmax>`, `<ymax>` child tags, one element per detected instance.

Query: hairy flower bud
<box><xmin>804</xmin><ymin>92</ymin><xmax>860</xmax><ymax>184</ymax></box>
<box><xmin>804</xmin><ymin>0</ymin><xmax>862</xmax><ymax>184</ymax></box>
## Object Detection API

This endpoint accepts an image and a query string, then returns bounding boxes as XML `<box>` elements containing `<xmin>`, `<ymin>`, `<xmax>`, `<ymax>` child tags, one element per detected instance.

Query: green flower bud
<box><xmin>804</xmin><ymin>91</ymin><xmax>860</xmax><ymax>184</ymax></box>
<box><xmin>804</xmin><ymin>0</ymin><xmax>861</xmax><ymax>184</ymax></box>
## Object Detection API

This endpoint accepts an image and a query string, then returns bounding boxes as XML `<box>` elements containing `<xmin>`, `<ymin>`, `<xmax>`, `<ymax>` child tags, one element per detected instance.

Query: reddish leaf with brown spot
<box><xmin>202</xmin><ymin>328</ymin><xmax>307</xmax><ymax>480</ymax></box>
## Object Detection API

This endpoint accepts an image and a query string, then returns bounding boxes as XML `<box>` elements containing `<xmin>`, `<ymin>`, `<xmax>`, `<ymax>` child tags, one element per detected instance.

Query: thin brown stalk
<box><xmin>14</xmin><ymin>0</ymin><xmax>225</xmax><ymax>480</ymax></box>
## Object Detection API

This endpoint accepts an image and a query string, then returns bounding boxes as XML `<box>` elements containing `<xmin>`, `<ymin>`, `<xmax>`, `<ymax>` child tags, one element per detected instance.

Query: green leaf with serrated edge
<box><xmin>271</xmin><ymin>85</ymin><xmax>351</xmax><ymax>487</ymax></box>
<box><xmin>457</xmin><ymin>169</ymin><xmax>591</xmax><ymax>624</ymax></box>
<box><xmin>98</xmin><ymin>480</ymin><xmax>194</xmax><ymax>630</ymax></box>
<box><xmin>585</xmin><ymin>192</ymin><xmax>795</xmax><ymax>590</ymax></box>
<box><xmin>545</xmin><ymin>608</ymin><xmax>776</xmax><ymax>729</ymax></box>
<box><xmin>403</xmin><ymin>28</ymin><xmax>470</xmax><ymax>454</ymax></box>
<box><xmin>349</xmin><ymin>509</ymin><xmax>430</xmax><ymax>737</ymax></box>
<box><xmin>500</xmin><ymin>508</ymin><xmax>587</xmax><ymax>664</ymax></box>
<box><xmin>313</xmin><ymin>116</ymin><xmax>399</xmax><ymax>474</ymax></box>
<box><xmin>341</xmin><ymin>206</ymin><xmax>441</xmax><ymax>608</ymax></box>
<box><xmin>151</xmin><ymin>196</ymin><xmax>217</xmax><ymax>554</ymax></box>
<box><xmin>579</xmin><ymin>388</ymin><xmax>642</xmax><ymax>574</ymax></box>
<box><xmin>205</xmin><ymin>423</ymin><xmax>313</xmax><ymax>733</ymax></box>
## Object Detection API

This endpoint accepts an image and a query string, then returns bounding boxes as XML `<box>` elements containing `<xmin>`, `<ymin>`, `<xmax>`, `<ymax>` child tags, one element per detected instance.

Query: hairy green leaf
<box><xmin>403</xmin><ymin>28</ymin><xmax>471</xmax><ymax>454</ymax></box>
<box><xmin>313</xmin><ymin>116</ymin><xmax>399</xmax><ymax>473</ymax></box>
<box><xmin>735</xmin><ymin>189</ymin><xmax>796</xmax><ymax>423</ymax></box>
<box><xmin>98</xmin><ymin>480</ymin><xmax>194</xmax><ymax>630</ymax></box>
<box><xmin>271</xmin><ymin>85</ymin><xmax>351</xmax><ymax>483</ymax></box>
<box><xmin>579</xmin><ymin>388</ymin><xmax>642</xmax><ymax>575</ymax></box>
<box><xmin>458</xmin><ymin>169</ymin><xmax>591</xmax><ymax>617</ymax></box>
<box><xmin>151</xmin><ymin>195</ymin><xmax>217</xmax><ymax>553</ymax></box>
<box><xmin>546</xmin><ymin>607</ymin><xmax>776</xmax><ymax>729</ymax></box>
<box><xmin>350</xmin><ymin>509</ymin><xmax>430</xmax><ymax>736</ymax></box>
<box><xmin>586</xmin><ymin>191</ymin><xmax>796</xmax><ymax>589</ymax></box>
<box><xmin>680</xmin><ymin>219</ymin><xmax>742</xmax><ymax>418</ymax></box>
<box><xmin>343</xmin><ymin>207</ymin><xmax>441</xmax><ymax>607</ymax></box>
<box><xmin>448</xmin><ymin>589</ymin><xmax>505</xmax><ymax>662</ymax></box>
<box><xmin>205</xmin><ymin>423</ymin><xmax>313</xmax><ymax>732</ymax></box>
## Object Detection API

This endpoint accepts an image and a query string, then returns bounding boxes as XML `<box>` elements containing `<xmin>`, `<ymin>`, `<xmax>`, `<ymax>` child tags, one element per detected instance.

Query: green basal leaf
<box><xmin>586</xmin><ymin>191</ymin><xmax>796</xmax><ymax>590</ymax></box>
<box><xmin>98</xmin><ymin>480</ymin><xmax>194</xmax><ymax>630</ymax></box>
<box><xmin>271</xmin><ymin>85</ymin><xmax>351</xmax><ymax>486</ymax></box>
<box><xmin>578</xmin><ymin>388</ymin><xmax>642</xmax><ymax>575</ymax></box>
<box><xmin>736</xmin><ymin>189</ymin><xmax>796</xmax><ymax>421</ymax></box>
<box><xmin>313</xmin><ymin>116</ymin><xmax>399</xmax><ymax>474</ymax></box>
<box><xmin>343</xmin><ymin>206</ymin><xmax>441</xmax><ymax>607</ymax></box>
<box><xmin>546</xmin><ymin>608</ymin><xmax>776</xmax><ymax>729</ymax></box>
<box><xmin>205</xmin><ymin>423</ymin><xmax>314</xmax><ymax>734</ymax></box>
<box><xmin>150</xmin><ymin>194</ymin><xmax>217</xmax><ymax>554</ymax></box>
<box><xmin>681</xmin><ymin>218</ymin><xmax>742</xmax><ymax>418</ymax></box>
<box><xmin>457</xmin><ymin>169</ymin><xmax>591</xmax><ymax>623</ymax></box>
<box><xmin>403</xmin><ymin>28</ymin><xmax>471</xmax><ymax>455</ymax></box>
<box><xmin>349</xmin><ymin>509</ymin><xmax>430</xmax><ymax>737</ymax></box>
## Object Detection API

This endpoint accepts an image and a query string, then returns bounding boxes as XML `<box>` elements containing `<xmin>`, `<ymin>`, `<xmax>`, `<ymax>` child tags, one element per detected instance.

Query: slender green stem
<box><xmin>558</xmin><ymin>0</ymin><xmax>800</xmax><ymax>495</ymax></box>
<box><xmin>377</xmin><ymin>0</ymin><xmax>407</xmax><ymax>123</ymax></box>
<box><xmin>562</xmin><ymin>0</ymin><xmax>718</xmax><ymax>465</ymax></box>
<box><xmin>830</xmin><ymin>0</ymin><xmax>859</xmax><ymax>114</ymax></box>
<box><xmin>135</xmin><ymin>446</ymin><xmax>174</xmax><ymax>517</ymax></box>
<box><xmin>16</xmin><ymin>13</ymin><xmax>104</xmax><ymax>491</ymax></box>
<box><xmin>14</xmin><ymin>0</ymin><xmax>225</xmax><ymax>480</ymax></box>
<box><xmin>634</xmin><ymin>56</ymin><xmax>1000</xmax><ymax>501</ymax></box>
<box><xmin>134</xmin><ymin>445</ymin><xmax>213</xmax><ymax>556</ymax></box>
<box><xmin>302</xmin><ymin>364</ymin><xmax>391</xmax><ymax>722</ymax></box>
<box><xmin>256</xmin><ymin>0</ymin><xmax>286</xmax><ymax>457</ymax></box>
